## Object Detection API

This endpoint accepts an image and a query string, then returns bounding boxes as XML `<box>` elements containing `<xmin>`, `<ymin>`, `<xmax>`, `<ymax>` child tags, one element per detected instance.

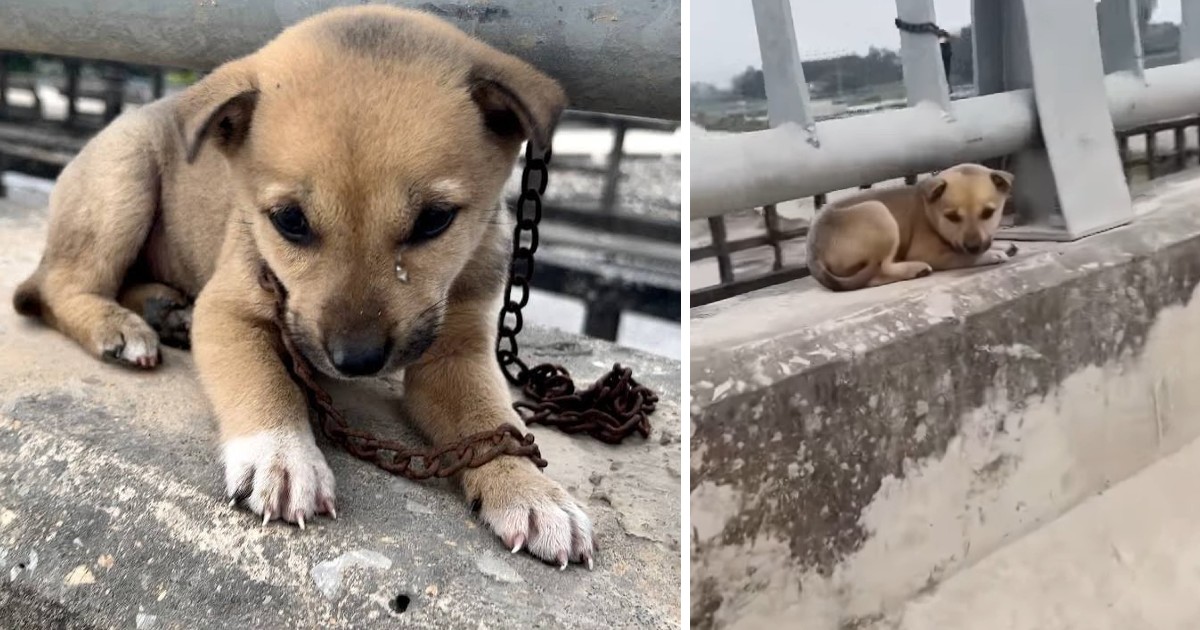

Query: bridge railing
<box><xmin>692</xmin><ymin>0</ymin><xmax>1200</xmax><ymax>307</ymax></box>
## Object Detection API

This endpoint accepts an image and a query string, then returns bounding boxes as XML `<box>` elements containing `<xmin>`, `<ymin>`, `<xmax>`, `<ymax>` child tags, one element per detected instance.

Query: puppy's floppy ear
<box><xmin>469</xmin><ymin>53</ymin><xmax>567</xmax><ymax>149</ymax></box>
<box><xmin>921</xmin><ymin>176</ymin><xmax>949</xmax><ymax>204</ymax></box>
<box><xmin>990</xmin><ymin>169</ymin><xmax>1014</xmax><ymax>194</ymax></box>
<box><xmin>178</xmin><ymin>62</ymin><xmax>259</xmax><ymax>164</ymax></box>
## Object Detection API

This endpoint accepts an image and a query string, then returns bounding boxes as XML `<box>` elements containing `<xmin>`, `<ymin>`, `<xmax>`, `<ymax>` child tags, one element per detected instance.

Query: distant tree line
<box><xmin>702</xmin><ymin>13</ymin><xmax>1179</xmax><ymax>104</ymax></box>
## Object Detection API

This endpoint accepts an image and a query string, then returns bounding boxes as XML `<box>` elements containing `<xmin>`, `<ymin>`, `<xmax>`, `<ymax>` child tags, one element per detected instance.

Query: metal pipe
<box><xmin>0</xmin><ymin>0</ymin><xmax>681</xmax><ymax>120</ymax></box>
<box><xmin>691</xmin><ymin>91</ymin><xmax>1038</xmax><ymax>219</ymax></box>
<box><xmin>693</xmin><ymin>61</ymin><xmax>1200</xmax><ymax>218</ymax></box>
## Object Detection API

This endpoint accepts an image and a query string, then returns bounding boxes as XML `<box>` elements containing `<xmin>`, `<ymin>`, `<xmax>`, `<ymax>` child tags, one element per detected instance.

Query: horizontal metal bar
<box><xmin>0</xmin><ymin>0</ymin><xmax>681</xmax><ymax>121</ymax></box>
<box><xmin>693</xmin><ymin>61</ymin><xmax>1200</xmax><ymax>218</ymax></box>
<box><xmin>689</xmin><ymin>227</ymin><xmax>807</xmax><ymax>261</ymax></box>
<box><xmin>690</xmin><ymin>266</ymin><xmax>810</xmax><ymax>308</ymax></box>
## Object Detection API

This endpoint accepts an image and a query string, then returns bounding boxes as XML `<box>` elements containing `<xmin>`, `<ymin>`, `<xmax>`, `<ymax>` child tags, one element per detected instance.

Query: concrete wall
<box><xmin>690</xmin><ymin>172</ymin><xmax>1200</xmax><ymax>629</ymax></box>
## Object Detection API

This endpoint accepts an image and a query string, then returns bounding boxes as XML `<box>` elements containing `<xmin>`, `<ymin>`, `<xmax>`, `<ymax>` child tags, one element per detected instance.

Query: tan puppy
<box><xmin>12</xmin><ymin>6</ymin><xmax>595</xmax><ymax>568</ymax></box>
<box><xmin>806</xmin><ymin>163</ymin><xmax>1017</xmax><ymax>291</ymax></box>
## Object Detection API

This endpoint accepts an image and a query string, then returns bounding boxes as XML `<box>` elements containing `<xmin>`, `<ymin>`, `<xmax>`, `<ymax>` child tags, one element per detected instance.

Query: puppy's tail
<box><xmin>808</xmin><ymin>257</ymin><xmax>878</xmax><ymax>292</ymax></box>
<box><xmin>12</xmin><ymin>271</ymin><xmax>45</xmax><ymax>318</ymax></box>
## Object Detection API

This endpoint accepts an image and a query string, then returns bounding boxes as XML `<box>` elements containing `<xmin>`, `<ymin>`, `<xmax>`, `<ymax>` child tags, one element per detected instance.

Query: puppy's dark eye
<box><xmin>945</xmin><ymin>211</ymin><xmax>962</xmax><ymax>223</ymax></box>
<box><xmin>409</xmin><ymin>203</ymin><xmax>459</xmax><ymax>244</ymax></box>
<box><xmin>270</xmin><ymin>204</ymin><xmax>313</xmax><ymax>244</ymax></box>
<box><xmin>981</xmin><ymin>207</ymin><xmax>996</xmax><ymax>221</ymax></box>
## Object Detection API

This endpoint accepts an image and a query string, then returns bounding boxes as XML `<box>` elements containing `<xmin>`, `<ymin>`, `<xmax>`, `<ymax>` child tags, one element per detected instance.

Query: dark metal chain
<box><xmin>894</xmin><ymin>18</ymin><xmax>950</xmax><ymax>39</ymax></box>
<box><xmin>894</xmin><ymin>18</ymin><xmax>953</xmax><ymax>79</ymax></box>
<box><xmin>496</xmin><ymin>141</ymin><xmax>548</xmax><ymax>387</ymax></box>
<box><xmin>496</xmin><ymin>142</ymin><xmax>657</xmax><ymax>444</ymax></box>
<box><xmin>262</xmin><ymin>266</ymin><xmax>548</xmax><ymax>480</ymax></box>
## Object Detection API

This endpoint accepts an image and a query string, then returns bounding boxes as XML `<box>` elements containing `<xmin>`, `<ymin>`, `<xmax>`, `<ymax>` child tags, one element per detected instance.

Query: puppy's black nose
<box><xmin>328</xmin><ymin>337</ymin><xmax>391</xmax><ymax>376</ymax></box>
<box><xmin>965</xmin><ymin>242</ymin><xmax>986</xmax><ymax>255</ymax></box>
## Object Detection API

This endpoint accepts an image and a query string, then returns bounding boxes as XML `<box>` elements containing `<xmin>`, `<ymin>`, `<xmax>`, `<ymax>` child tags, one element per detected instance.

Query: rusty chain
<box><xmin>496</xmin><ymin>143</ymin><xmax>658</xmax><ymax>444</ymax></box>
<box><xmin>261</xmin><ymin>266</ymin><xmax>547</xmax><ymax>480</ymax></box>
<box><xmin>894</xmin><ymin>17</ymin><xmax>950</xmax><ymax>39</ymax></box>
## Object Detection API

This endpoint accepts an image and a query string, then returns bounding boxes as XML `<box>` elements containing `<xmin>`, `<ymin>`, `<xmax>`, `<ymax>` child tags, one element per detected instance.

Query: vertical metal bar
<box><xmin>582</xmin><ymin>285</ymin><xmax>622</xmax><ymax>341</ymax></box>
<box><xmin>1146</xmin><ymin>131</ymin><xmax>1158</xmax><ymax>180</ymax></box>
<box><xmin>896</xmin><ymin>0</ymin><xmax>953</xmax><ymax>110</ymax></box>
<box><xmin>152</xmin><ymin>69</ymin><xmax>165</xmax><ymax>100</ymax></box>
<box><xmin>751</xmin><ymin>0</ymin><xmax>818</xmax><ymax>143</ymax></box>
<box><xmin>65</xmin><ymin>59</ymin><xmax>80</xmax><ymax>127</ymax></box>
<box><xmin>1175</xmin><ymin>126</ymin><xmax>1186</xmax><ymax>172</ymax></box>
<box><xmin>763</xmin><ymin>205</ymin><xmax>784</xmax><ymax>271</ymax></box>
<box><xmin>0</xmin><ymin>52</ymin><xmax>8</xmax><ymax>119</ymax></box>
<box><xmin>102</xmin><ymin>63</ymin><xmax>124</xmax><ymax>123</ymax></box>
<box><xmin>708</xmin><ymin>216</ymin><xmax>734</xmax><ymax>285</ymax></box>
<box><xmin>1097</xmin><ymin>0</ymin><xmax>1145</xmax><ymax>78</ymax></box>
<box><xmin>976</xmin><ymin>0</ymin><xmax>1133</xmax><ymax>240</ymax></box>
<box><xmin>1118</xmin><ymin>133</ymin><xmax>1131</xmax><ymax>175</ymax></box>
<box><xmin>1183</xmin><ymin>0</ymin><xmax>1200</xmax><ymax>62</ymax></box>
<box><xmin>599</xmin><ymin>120</ymin><xmax>627</xmax><ymax>215</ymax></box>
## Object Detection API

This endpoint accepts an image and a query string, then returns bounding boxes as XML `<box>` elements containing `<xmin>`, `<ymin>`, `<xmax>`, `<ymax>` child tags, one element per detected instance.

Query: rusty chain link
<box><xmin>894</xmin><ymin>17</ymin><xmax>950</xmax><ymax>39</ymax></box>
<box><xmin>496</xmin><ymin>143</ymin><xmax>658</xmax><ymax>444</ymax></box>
<box><xmin>262</xmin><ymin>266</ymin><xmax>547</xmax><ymax>480</ymax></box>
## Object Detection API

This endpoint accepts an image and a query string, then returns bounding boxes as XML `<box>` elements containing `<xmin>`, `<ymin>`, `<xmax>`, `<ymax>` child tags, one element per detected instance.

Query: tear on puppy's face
<box><xmin>921</xmin><ymin>164</ymin><xmax>1014</xmax><ymax>256</ymax></box>
<box><xmin>185</xmin><ymin>7</ymin><xmax>566</xmax><ymax>379</ymax></box>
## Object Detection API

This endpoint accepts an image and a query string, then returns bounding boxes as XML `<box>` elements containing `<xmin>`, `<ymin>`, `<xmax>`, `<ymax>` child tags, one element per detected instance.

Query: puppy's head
<box><xmin>919</xmin><ymin>163</ymin><xmax>1013</xmax><ymax>255</ymax></box>
<box><xmin>182</xmin><ymin>6</ymin><xmax>565</xmax><ymax>378</ymax></box>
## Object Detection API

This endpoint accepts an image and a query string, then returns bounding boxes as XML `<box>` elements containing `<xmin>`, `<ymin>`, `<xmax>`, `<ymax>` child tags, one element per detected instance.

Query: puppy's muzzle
<box><xmin>327</xmin><ymin>332</ymin><xmax>392</xmax><ymax>377</ymax></box>
<box><xmin>964</xmin><ymin>238</ymin><xmax>992</xmax><ymax>256</ymax></box>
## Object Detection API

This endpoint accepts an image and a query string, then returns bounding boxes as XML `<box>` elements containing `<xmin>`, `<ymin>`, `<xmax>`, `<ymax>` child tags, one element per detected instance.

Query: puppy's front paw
<box><xmin>977</xmin><ymin>248</ymin><xmax>1013</xmax><ymax>265</ymax></box>
<box><xmin>465</xmin><ymin>460</ymin><xmax>595</xmax><ymax>570</ymax></box>
<box><xmin>224</xmin><ymin>428</ymin><xmax>337</xmax><ymax>528</ymax></box>
<box><xmin>96</xmin><ymin>312</ymin><xmax>160</xmax><ymax>369</ymax></box>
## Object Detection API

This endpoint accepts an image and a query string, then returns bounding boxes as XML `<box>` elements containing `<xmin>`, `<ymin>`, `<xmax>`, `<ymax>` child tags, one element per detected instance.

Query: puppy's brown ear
<box><xmin>178</xmin><ymin>63</ymin><xmax>259</xmax><ymax>164</ymax></box>
<box><xmin>990</xmin><ymin>169</ymin><xmax>1015</xmax><ymax>194</ymax></box>
<box><xmin>922</xmin><ymin>177</ymin><xmax>948</xmax><ymax>204</ymax></box>
<box><xmin>469</xmin><ymin>56</ymin><xmax>566</xmax><ymax>149</ymax></box>
<box><xmin>185</xmin><ymin>90</ymin><xmax>259</xmax><ymax>164</ymax></box>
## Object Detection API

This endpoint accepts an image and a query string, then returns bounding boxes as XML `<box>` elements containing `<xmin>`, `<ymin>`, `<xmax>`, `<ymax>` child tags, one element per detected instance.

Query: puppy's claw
<box><xmin>586</xmin><ymin>555</ymin><xmax>594</xmax><ymax>571</ymax></box>
<box><xmin>297</xmin><ymin>514</ymin><xmax>306</xmax><ymax>531</ymax></box>
<box><xmin>557</xmin><ymin>551</ymin><xmax>569</xmax><ymax>570</ymax></box>
<box><xmin>510</xmin><ymin>533</ymin><xmax>525</xmax><ymax>554</ymax></box>
<box><xmin>228</xmin><ymin>498</ymin><xmax>237</xmax><ymax>508</ymax></box>
<box><xmin>330</xmin><ymin>506</ymin><xmax>338</xmax><ymax>520</ymax></box>
<box><xmin>262</xmin><ymin>510</ymin><xmax>271</xmax><ymax>527</ymax></box>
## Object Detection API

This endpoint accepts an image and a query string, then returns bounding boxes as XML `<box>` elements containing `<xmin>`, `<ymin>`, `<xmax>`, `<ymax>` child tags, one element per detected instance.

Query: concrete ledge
<box><xmin>0</xmin><ymin>191</ymin><xmax>681</xmax><ymax>628</ymax></box>
<box><xmin>690</xmin><ymin>172</ymin><xmax>1200</xmax><ymax>629</ymax></box>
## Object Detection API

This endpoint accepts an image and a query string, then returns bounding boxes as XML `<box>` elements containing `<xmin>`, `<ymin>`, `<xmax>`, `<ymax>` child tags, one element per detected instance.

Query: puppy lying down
<box><xmin>13</xmin><ymin>6</ymin><xmax>595</xmax><ymax>568</ymax></box>
<box><xmin>807</xmin><ymin>163</ymin><xmax>1018</xmax><ymax>291</ymax></box>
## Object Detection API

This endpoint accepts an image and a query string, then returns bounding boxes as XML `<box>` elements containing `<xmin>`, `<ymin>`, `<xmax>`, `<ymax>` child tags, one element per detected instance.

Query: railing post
<box><xmin>895</xmin><ymin>0</ymin><xmax>952</xmax><ymax>110</ymax></box>
<box><xmin>1183</xmin><ymin>0</ymin><xmax>1200</xmax><ymax>62</ymax></box>
<box><xmin>750</xmin><ymin>0</ymin><xmax>817</xmax><ymax>144</ymax></box>
<box><xmin>1098</xmin><ymin>0</ymin><xmax>1145</xmax><ymax>78</ymax></box>
<box><xmin>973</xmin><ymin>0</ymin><xmax>1132</xmax><ymax>240</ymax></box>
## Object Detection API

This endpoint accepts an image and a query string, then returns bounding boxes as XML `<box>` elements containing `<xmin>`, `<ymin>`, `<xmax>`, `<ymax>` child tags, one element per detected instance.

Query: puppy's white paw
<box><xmin>466</xmin><ymin>461</ymin><xmax>595</xmax><ymax>570</ymax></box>
<box><xmin>224</xmin><ymin>427</ymin><xmax>337</xmax><ymax>527</ymax></box>
<box><xmin>977</xmin><ymin>245</ymin><xmax>1016</xmax><ymax>265</ymax></box>
<box><xmin>97</xmin><ymin>313</ymin><xmax>160</xmax><ymax>369</ymax></box>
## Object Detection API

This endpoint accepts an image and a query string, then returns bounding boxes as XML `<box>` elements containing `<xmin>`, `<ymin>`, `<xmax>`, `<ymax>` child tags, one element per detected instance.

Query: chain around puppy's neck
<box><xmin>257</xmin><ymin>263</ymin><xmax>548</xmax><ymax>480</ymax></box>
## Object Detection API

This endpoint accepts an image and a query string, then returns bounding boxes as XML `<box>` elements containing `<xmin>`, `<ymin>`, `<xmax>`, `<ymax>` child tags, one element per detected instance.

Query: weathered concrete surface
<box><xmin>871</xmin><ymin>436</ymin><xmax>1200</xmax><ymax>629</ymax></box>
<box><xmin>691</xmin><ymin>171</ymin><xmax>1200</xmax><ymax>629</ymax></box>
<box><xmin>0</xmin><ymin>184</ymin><xmax>681</xmax><ymax>629</ymax></box>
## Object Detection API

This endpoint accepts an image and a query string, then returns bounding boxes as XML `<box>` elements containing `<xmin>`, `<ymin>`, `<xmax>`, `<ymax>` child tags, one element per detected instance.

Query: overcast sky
<box><xmin>691</xmin><ymin>0</ymin><xmax>1183</xmax><ymax>86</ymax></box>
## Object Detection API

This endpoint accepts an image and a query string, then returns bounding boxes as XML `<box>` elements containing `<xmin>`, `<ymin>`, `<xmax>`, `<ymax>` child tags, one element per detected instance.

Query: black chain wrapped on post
<box><xmin>496</xmin><ymin>143</ymin><xmax>656</xmax><ymax>444</ymax></box>
<box><xmin>895</xmin><ymin>18</ymin><xmax>953</xmax><ymax>81</ymax></box>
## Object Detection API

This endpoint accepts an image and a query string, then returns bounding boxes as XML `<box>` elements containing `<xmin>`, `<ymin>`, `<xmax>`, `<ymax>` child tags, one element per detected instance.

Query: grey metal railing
<box><xmin>0</xmin><ymin>0</ymin><xmax>680</xmax><ymax>121</ymax></box>
<box><xmin>692</xmin><ymin>0</ymin><xmax>1200</xmax><ymax>307</ymax></box>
